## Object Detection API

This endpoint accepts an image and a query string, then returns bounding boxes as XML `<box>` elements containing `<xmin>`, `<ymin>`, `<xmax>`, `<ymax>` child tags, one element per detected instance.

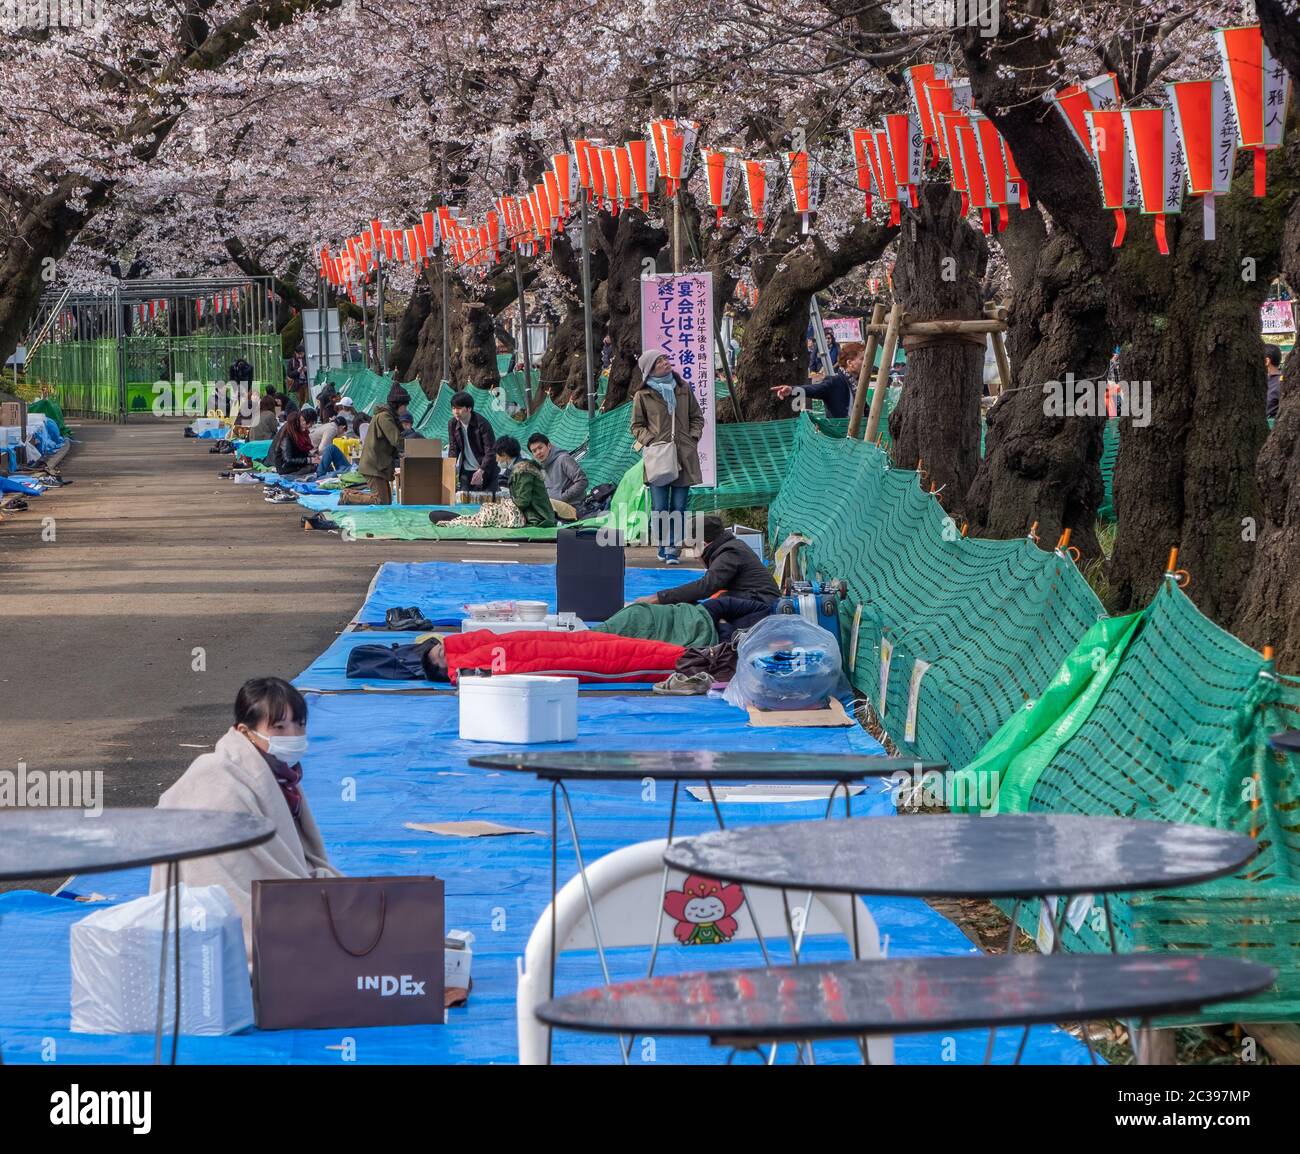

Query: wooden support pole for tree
<box><xmin>990</xmin><ymin>328</ymin><xmax>1012</xmax><ymax>395</ymax></box>
<box><xmin>863</xmin><ymin>302</ymin><xmax>902</xmax><ymax>446</ymax></box>
<box><xmin>847</xmin><ymin>301</ymin><xmax>886</xmax><ymax>440</ymax></box>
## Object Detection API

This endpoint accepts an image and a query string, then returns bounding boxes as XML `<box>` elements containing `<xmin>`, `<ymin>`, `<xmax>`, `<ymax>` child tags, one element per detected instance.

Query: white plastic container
<box><xmin>458</xmin><ymin>674</ymin><xmax>578</xmax><ymax>744</ymax></box>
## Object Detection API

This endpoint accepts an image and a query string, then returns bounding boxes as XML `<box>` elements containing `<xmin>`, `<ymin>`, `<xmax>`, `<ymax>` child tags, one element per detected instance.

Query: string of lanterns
<box><xmin>314</xmin><ymin>22</ymin><xmax>1290</xmax><ymax>296</ymax></box>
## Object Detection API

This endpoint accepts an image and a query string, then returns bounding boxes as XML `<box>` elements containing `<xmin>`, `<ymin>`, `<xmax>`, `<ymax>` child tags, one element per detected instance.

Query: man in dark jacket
<box><xmin>447</xmin><ymin>390</ymin><xmax>497</xmax><ymax>492</ymax></box>
<box><xmin>775</xmin><ymin>341</ymin><xmax>864</xmax><ymax>420</ymax></box>
<box><xmin>636</xmin><ymin>516</ymin><xmax>779</xmax><ymax>640</ymax></box>
<box><xmin>1266</xmin><ymin>344</ymin><xmax>1284</xmax><ymax>420</ymax></box>
<box><xmin>348</xmin><ymin>386</ymin><xmax>407</xmax><ymax>505</ymax></box>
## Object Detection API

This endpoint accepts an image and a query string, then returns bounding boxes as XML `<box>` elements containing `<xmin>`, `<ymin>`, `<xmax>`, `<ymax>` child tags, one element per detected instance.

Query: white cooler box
<box><xmin>458</xmin><ymin>674</ymin><xmax>578</xmax><ymax>744</ymax></box>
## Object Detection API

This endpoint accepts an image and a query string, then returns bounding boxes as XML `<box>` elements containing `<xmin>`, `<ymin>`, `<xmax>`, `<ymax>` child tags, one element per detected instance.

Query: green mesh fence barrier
<box><xmin>419</xmin><ymin>382</ymin><xmax>591</xmax><ymax>452</ymax></box>
<box><xmin>30</xmin><ymin>335</ymin><xmax>282</xmax><ymax>417</ymax></box>
<box><xmin>769</xmin><ymin>418</ymin><xmax>1105</xmax><ymax>772</ymax></box>
<box><xmin>1007</xmin><ymin>582</ymin><xmax>1300</xmax><ymax>1021</ymax></box>
<box><xmin>769</xmin><ymin>417</ymin><xmax>1300</xmax><ymax>1020</ymax></box>
<box><xmin>27</xmin><ymin>340</ymin><xmax>119</xmax><ymax>418</ymax></box>
<box><xmin>1099</xmin><ymin>418</ymin><xmax>1119</xmax><ymax>523</ymax></box>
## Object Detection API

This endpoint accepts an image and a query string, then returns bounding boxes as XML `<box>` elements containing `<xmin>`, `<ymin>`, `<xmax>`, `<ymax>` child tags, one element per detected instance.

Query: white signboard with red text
<box><xmin>640</xmin><ymin>272</ymin><xmax>717</xmax><ymax>486</ymax></box>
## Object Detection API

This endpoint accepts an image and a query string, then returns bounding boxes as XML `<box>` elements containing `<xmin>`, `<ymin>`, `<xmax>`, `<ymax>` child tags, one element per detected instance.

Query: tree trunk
<box><xmin>960</xmin><ymin>29</ymin><xmax>1119</xmax><ymax>557</ymax></box>
<box><xmin>964</xmin><ymin>211</ymin><xmax>1110</xmax><ymax>556</ymax></box>
<box><xmin>601</xmin><ymin>208</ymin><xmax>670</xmax><ymax>409</ymax></box>
<box><xmin>1106</xmin><ymin>150</ymin><xmax>1293</xmax><ymax>619</ymax></box>
<box><xmin>886</xmin><ymin>184</ymin><xmax>989</xmax><ymax>513</ymax></box>
<box><xmin>1232</xmin><ymin>3</ymin><xmax>1300</xmax><ymax>670</ymax></box>
<box><xmin>736</xmin><ymin>213</ymin><xmax>896</xmax><ymax>421</ymax></box>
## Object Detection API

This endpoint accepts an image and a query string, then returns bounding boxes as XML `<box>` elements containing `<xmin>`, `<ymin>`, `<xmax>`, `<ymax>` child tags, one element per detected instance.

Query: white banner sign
<box><xmin>641</xmin><ymin>272</ymin><xmax>717</xmax><ymax>486</ymax></box>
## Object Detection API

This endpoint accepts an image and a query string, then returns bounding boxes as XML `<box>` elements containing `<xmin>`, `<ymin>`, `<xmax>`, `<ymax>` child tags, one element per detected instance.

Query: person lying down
<box><xmin>420</xmin><ymin>629</ymin><xmax>686</xmax><ymax>684</ymax></box>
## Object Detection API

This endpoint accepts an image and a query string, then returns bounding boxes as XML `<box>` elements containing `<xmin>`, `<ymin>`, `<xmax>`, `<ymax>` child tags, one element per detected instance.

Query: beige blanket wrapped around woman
<box><xmin>149</xmin><ymin>727</ymin><xmax>340</xmax><ymax>957</ymax></box>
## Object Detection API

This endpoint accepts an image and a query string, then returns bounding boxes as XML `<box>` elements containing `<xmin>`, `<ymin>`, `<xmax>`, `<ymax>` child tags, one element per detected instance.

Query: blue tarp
<box><xmin>0</xmin><ymin>560</ymin><xmax>1093</xmax><ymax>1066</ymax></box>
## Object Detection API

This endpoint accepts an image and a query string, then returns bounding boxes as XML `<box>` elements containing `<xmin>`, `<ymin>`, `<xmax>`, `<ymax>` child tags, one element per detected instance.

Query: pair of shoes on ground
<box><xmin>301</xmin><ymin>512</ymin><xmax>339</xmax><ymax>532</ymax></box>
<box><xmin>657</xmin><ymin>550</ymin><xmax>681</xmax><ymax>566</ymax></box>
<box><xmin>265</xmin><ymin>491</ymin><xmax>298</xmax><ymax>504</ymax></box>
<box><xmin>652</xmin><ymin>671</ymin><xmax>712</xmax><ymax>696</ymax></box>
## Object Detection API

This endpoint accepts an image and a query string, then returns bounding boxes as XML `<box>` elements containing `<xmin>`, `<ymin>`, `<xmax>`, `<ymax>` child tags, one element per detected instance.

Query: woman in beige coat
<box><xmin>631</xmin><ymin>347</ymin><xmax>704</xmax><ymax>564</ymax></box>
<box><xmin>149</xmin><ymin>677</ymin><xmax>339</xmax><ymax>958</ymax></box>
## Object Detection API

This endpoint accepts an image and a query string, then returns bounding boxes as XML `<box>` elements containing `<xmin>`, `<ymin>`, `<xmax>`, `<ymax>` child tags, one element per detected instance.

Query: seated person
<box><xmin>635</xmin><ymin>516</ymin><xmax>778</xmax><ymax>641</ymax></box>
<box><xmin>775</xmin><ymin>340</ymin><xmax>865</xmax><ymax>420</ymax></box>
<box><xmin>447</xmin><ymin>390</ymin><xmax>497</xmax><ymax>492</ymax></box>
<box><xmin>312</xmin><ymin>410</ymin><xmax>344</xmax><ymax>454</ymax></box>
<box><xmin>248</xmin><ymin>394</ymin><xmax>279</xmax><ymax>441</ymax></box>
<box><xmin>270</xmin><ymin>408</ymin><xmax>317</xmax><ymax>475</ymax></box>
<box><xmin>427</xmin><ymin>436</ymin><xmax>556</xmax><ymax>530</ymax></box>
<box><xmin>420</xmin><ymin>629</ymin><xmax>684</xmax><ymax>684</ymax></box>
<box><xmin>528</xmin><ymin>432</ymin><xmax>588</xmax><ymax>505</ymax></box>
<box><xmin>400</xmin><ymin>414</ymin><xmax>424</xmax><ymax>440</ymax></box>
<box><xmin>149</xmin><ymin>677</ymin><xmax>340</xmax><ymax>956</ymax></box>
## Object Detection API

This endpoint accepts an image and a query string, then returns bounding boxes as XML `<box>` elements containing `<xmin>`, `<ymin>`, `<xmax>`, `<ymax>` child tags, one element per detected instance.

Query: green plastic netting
<box><xmin>770</xmin><ymin>418</ymin><xmax>1106</xmax><ymax>772</ymax></box>
<box><xmin>769</xmin><ymin>418</ymin><xmax>1300</xmax><ymax>1019</ymax></box>
<box><xmin>1009</xmin><ymin>582</ymin><xmax>1300</xmax><ymax>1021</ymax></box>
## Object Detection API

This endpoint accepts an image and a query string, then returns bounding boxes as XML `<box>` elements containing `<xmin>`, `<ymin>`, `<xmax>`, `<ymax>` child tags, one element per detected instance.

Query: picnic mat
<box><xmin>3</xmin><ymin>688</ymin><xmax>1090</xmax><ymax>1064</ymax></box>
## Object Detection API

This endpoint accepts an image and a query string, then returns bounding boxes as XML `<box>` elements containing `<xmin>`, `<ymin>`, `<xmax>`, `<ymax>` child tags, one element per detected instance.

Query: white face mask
<box><xmin>257</xmin><ymin>732</ymin><xmax>308</xmax><ymax>761</ymax></box>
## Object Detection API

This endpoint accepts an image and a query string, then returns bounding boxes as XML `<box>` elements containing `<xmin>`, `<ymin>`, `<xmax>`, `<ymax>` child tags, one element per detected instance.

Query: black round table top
<box><xmin>536</xmin><ymin>953</ymin><xmax>1275</xmax><ymax>1043</ymax></box>
<box><xmin>0</xmin><ymin>808</ymin><xmax>277</xmax><ymax>881</ymax></box>
<box><xmin>662</xmin><ymin>814</ymin><xmax>1257</xmax><ymax>898</ymax></box>
<box><xmin>467</xmin><ymin>750</ymin><xmax>946</xmax><ymax>782</ymax></box>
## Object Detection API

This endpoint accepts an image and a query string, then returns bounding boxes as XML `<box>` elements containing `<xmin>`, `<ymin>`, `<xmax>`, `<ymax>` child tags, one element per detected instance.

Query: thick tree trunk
<box><xmin>736</xmin><ymin>213</ymin><xmax>895</xmax><ymax>421</ymax></box>
<box><xmin>396</xmin><ymin>260</ymin><xmax>536</xmax><ymax>398</ymax></box>
<box><xmin>960</xmin><ymin>28</ymin><xmax>1118</xmax><ymax>557</ymax></box>
<box><xmin>537</xmin><ymin>218</ymin><xmax>613</xmax><ymax>404</ymax></box>
<box><xmin>1106</xmin><ymin>150</ymin><xmax>1293</xmax><ymax>619</ymax></box>
<box><xmin>964</xmin><ymin>211</ymin><xmax>1110</xmax><ymax>556</ymax></box>
<box><xmin>886</xmin><ymin>185</ymin><xmax>989</xmax><ymax>513</ymax></box>
<box><xmin>601</xmin><ymin>208</ymin><xmax>670</xmax><ymax>409</ymax></box>
<box><xmin>1233</xmin><ymin>4</ymin><xmax>1300</xmax><ymax>670</ymax></box>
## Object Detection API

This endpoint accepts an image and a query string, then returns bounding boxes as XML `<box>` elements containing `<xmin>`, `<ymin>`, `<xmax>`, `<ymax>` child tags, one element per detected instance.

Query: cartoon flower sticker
<box><xmin>663</xmin><ymin>874</ymin><xmax>744</xmax><ymax>945</ymax></box>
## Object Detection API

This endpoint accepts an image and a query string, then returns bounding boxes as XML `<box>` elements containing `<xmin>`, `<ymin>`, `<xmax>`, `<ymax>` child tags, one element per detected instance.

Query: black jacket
<box><xmin>804</xmin><ymin>371</ymin><xmax>854</xmax><ymax>419</ymax></box>
<box><xmin>271</xmin><ymin>424</ymin><xmax>312</xmax><ymax>474</ymax></box>
<box><xmin>447</xmin><ymin>411</ymin><xmax>496</xmax><ymax>469</ymax></box>
<box><xmin>656</xmin><ymin>530</ymin><xmax>780</xmax><ymax>606</ymax></box>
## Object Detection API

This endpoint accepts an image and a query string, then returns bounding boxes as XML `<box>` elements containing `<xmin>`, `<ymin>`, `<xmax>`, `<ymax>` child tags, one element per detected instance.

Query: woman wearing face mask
<box><xmin>631</xmin><ymin>347</ymin><xmax>704</xmax><ymax>565</ymax></box>
<box><xmin>149</xmin><ymin>677</ymin><xmax>340</xmax><ymax>958</ymax></box>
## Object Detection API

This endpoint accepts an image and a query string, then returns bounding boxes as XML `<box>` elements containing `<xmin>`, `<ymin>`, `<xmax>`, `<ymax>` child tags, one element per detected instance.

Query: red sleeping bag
<box><xmin>444</xmin><ymin>630</ymin><xmax>685</xmax><ymax>684</ymax></box>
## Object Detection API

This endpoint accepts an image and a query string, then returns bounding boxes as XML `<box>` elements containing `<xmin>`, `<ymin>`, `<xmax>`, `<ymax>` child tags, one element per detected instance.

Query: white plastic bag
<box><xmin>724</xmin><ymin>614</ymin><xmax>845</xmax><ymax>711</ymax></box>
<box><xmin>70</xmin><ymin>884</ymin><xmax>253</xmax><ymax>1035</ymax></box>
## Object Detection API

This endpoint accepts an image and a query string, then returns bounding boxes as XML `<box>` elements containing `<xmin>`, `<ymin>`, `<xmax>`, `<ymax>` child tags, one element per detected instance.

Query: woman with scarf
<box><xmin>270</xmin><ymin>408</ymin><xmax>317</xmax><ymax>475</ymax></box>
<box><xmin>149</xmin><ymin>677</ymin><xmax>340</xmax><ymax>958</ymax></box>
<box><xmin>631</xmin><ymin>347</ymin><xmax>704</xmax><ymax>564</ymax></box>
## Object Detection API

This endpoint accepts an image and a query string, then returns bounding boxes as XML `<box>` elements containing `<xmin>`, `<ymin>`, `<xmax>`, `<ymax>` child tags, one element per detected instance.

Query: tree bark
<box><xmin>600</xmin><ymin>208</ymin><xmax>670</xmax><ymax>409</ymax></box>
<box><xmin>887</xmin><ymin>184</ymin><xmax>989</xmax><ymax>513</ymax></box>
<box><xmin>960</xmin><ymin>23</ymin><xmax>1118</xmax><ymax>557</ymax></box>
<box><xmin>1233</xmin><ymin>3</ymin><xmax>1300</xmax><ymax>670</ymax></box>
<box><xmin>735</xmin><ymin>213</ymin><xmax>896</xmax><ymax>421</ymax></box>
<box><xmin>1106</xmin><ymin>148</ymin><xmax>1294</xmax><ymax>619</ymax></box>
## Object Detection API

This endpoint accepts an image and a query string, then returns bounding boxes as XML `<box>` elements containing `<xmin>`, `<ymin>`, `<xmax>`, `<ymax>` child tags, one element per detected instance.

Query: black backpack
<box><xmin>345</xmin><ymin>639</ymin><xmax>439</xmax><ymax>681</ymax></box>
<box><xmin>574</xmin><ymin>483</ymin><xmax>616</xmax><ymax>520</ymax></box>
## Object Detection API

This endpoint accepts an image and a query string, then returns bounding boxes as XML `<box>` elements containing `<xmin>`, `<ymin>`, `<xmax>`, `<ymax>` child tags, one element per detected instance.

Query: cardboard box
<box><xmin>398</xmin><ymin>439</ymin><xmax>456</xmax><ymax>505</ymax></box>
<box><xmin>1</xmin><ymin>400</ymin><xmax>27</xmax><ymax>429</ymax></box>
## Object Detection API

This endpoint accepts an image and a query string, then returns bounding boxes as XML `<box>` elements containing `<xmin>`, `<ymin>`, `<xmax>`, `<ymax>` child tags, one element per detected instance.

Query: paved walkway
<box><xmin>0</xmin><ymin>418</ymin><xmax>677</xmax><ymax>889</ymax></box>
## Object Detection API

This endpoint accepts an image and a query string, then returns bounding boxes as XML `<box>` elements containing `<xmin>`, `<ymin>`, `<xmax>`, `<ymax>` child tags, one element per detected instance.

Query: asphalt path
<box><xmin>0</xmin><ymin>417</ymin><xmax>685</xmax><ymax>891</ymax></box>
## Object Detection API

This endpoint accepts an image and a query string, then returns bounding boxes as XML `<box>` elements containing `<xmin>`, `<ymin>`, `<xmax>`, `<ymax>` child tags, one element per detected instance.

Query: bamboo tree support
<box><xmin>985</xmin><ymin>301</ymin><xmax>1012</xmax><ymax>394</ymax></box>
<box><xmin>847</xmin><ymin>301</ymin><xmax>886</xmax><ymax>440</ymax></box>
<box><xmin>863</xmin><ymin>301</ymin><xmax>902</xmax><ymax>445</ymax></box>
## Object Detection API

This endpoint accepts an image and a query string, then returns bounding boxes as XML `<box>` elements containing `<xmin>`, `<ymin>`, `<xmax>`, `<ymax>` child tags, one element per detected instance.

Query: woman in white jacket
<box><xmin>149</xmin><ymin>677</ymin><xmax>339</xmax><ymax>957</ymax></box>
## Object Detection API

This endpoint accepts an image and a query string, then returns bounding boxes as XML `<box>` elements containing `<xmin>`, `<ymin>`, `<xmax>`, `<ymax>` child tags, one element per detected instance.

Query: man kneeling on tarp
<box><xmin>634</xmin><ymin>515</ymin><xmax>779</xmax><ymax>643</ymax></box>
<box><xmin>420</xmin><ymin>629</ymin><xmax>685</xmax><ymax>684</ymax></box>
<box><xmin>149</xmin><ymin>677</ymin><xmax>340</xmax><ymax>956</ymax></box>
